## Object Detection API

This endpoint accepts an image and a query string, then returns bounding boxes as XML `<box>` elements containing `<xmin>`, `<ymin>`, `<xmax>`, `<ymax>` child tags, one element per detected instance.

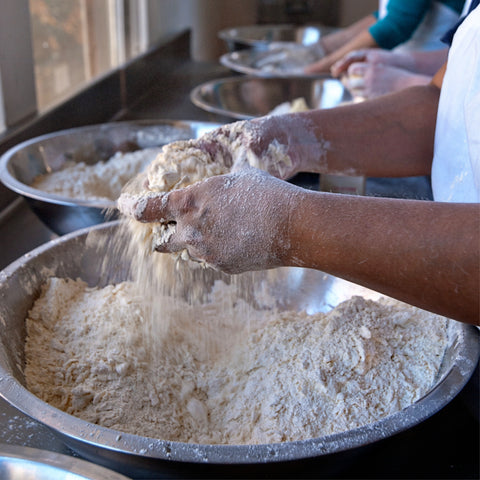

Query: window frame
<box><xmin>0</xmin><ymin>0</ymin><xmax>37</xmax><ymax>130</ymax></box>
<box><xmin>0</xmin><ymin>0</ymin><xmax>161</xmax><ymax>132</ymax></box>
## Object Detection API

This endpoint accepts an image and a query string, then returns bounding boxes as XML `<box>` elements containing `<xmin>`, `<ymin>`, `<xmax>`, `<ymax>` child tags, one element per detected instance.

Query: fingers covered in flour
<box><xmin>118</xmin><ymin>191</ymin><xmax>168</xmax><ymax>222</ymax></box>
<box><xmin>197</xmin><ymin>119</ymin><xmax>301</xmax><ymax>181</ymax></box>
<box><xmin>131</xmin><ymin>169</ymin><xmax>298</xmax><ymax>273</ymax></box>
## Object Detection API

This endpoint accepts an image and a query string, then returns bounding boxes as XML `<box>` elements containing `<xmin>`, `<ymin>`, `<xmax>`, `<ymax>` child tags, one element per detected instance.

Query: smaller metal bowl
<box><xmin>191</xmin><ymin>76</ymin><xmax>352</xmax><ymax>119</ymax></box>
<box><xmin>220</xmin><ymin>48</ymin><xmax>325</xmax><ymax>78</ymax></box>
<box><xmin>218</xmin><ymin>24</ymin><xmax>334</xmax><ymax>52</ymax></box>
<box><xmin>0</xmin><ymin>443</ymin><xmax>130</xmax><ymax>479</ymax></box>
<box><xmin>0</xmin><ymin>120</ymin><xmax>221</xmax><ymax>235</ymax></box>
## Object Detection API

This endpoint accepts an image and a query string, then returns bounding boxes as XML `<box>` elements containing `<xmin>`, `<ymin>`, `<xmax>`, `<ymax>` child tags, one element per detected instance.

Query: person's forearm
<box><xmin>321</xmin><ymin>14</ymin><xmax>377</xmax><ymax>54</ymax></box>
<box><xmin>286</xmin><ymin>192</ymin><xmax>480</xmax><ymax>325</ymax></box>
<box><xmin>307</xmin><ymin>29</ymin><xmax>379</xmax><ymax>73</ymax></box>
<box><xmin>251</xmin><ymin>84</ymin><xmax>440</xmax><ymax>178</ymax></box>
<box><xmin>409</xmin><ymin>49</ymin><xmax>449</xmax><ymax>75</ymax></box>
<box><xmin>392</xmin><ymin>72</ymin><xmax>431</xmax><ymax>91</ymax></box>
<box><xmin>358</xmin><ymin>49</ymin><xmax>448</xmax><ymax>75</ymax></box>
<box><xmin>324</xmin><ymin>30</ymin><xmax>379</xmax><ymax>70</ymax></box>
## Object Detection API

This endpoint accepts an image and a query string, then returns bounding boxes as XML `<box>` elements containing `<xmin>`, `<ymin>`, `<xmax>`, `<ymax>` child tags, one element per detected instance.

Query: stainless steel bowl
<box><xmin>220</xmin><ymin>48</ymin><xmax>326</xmax><ymax>78</ymax></box>
<box><xmin>0</xmin><ymin>221</ymin><xmax>478</xmax><ymax>478</ymax></box>
<box><xmin>0</xmin><ymin>443</ymin><xmax>131</xmax><ymax>479</ymax></box>
<box><xmin>0</xmin><ymin>120</ymin><xmax>222</xmax><ymax>235</ymax></box>
<box><xmin>191</xmin><ymin>76</ymin><xmax>352</xmax><ymax>119</ymax></box>
<box><xmin>218</xmin><ymin>24</ymin><xmax>334</xmax><ymax>52</ymax></box>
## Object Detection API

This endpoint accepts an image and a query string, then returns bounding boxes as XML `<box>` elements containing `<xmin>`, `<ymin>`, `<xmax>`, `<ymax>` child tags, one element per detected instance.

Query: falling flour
<box><xmin>24</xmin><ymin>276</ymin><xmax>449</xmax><ymax>444</ymax></box>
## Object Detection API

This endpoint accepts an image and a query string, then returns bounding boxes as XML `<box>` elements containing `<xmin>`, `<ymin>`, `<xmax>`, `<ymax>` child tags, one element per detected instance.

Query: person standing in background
<box><xmin>304</xmin><ymin>0</ymin><xmax>464</xmax><ymax>74</ymax></box>
<box><xmin>329</xmin><ymin>0</ymin><xmax>472</xmax><ymax>99</ymax></box>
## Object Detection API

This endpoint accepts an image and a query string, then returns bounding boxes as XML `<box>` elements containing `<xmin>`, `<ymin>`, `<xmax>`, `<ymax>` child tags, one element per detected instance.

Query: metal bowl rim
<box><xmin>190</xmin><ymin>76</ymin><xmax>259</xmax><ymax>120</ymax></box>
<box><xmin>190</xmin><ymin>75</ymin><xmax>338</xmax><ymax>120</ymax></box>
<box><xmin>219</xmin><ymin>50</ymin><xmax>327</xmax><ymax>78</ymax></box>
<box><xmin>0</xmin><ymin>443</ymin><xmax>131</xmax><ymax>479</ymax></box>
<box><xmin>0</xmin><ymin>221</ymin><xmax>478</xmax><ymax>465</ymax></box>
<box><xmin>217</xmin><ymin>24</ymin><xmax>325</xmax><ymax>47</ymax></box>
<box><xmin>0</xmin><ymin>119</ymin><xmax>223</xmax><ymax>209</ymax></box>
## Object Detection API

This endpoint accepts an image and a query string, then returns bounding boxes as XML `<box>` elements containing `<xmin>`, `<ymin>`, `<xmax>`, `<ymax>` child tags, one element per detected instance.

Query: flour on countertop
<box><xmin>25</xmin><ymin>277</ymin><xmax>449</xmax><ymax>444</ymax></box>
<box><xmin>31</xmin><ymin>148</ymin><xmax>161</xmax><ymax>202</ymax></box>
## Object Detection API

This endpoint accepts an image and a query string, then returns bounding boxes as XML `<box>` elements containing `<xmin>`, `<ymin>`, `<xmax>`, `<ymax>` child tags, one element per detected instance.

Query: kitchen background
<box><xmin>0</xmin><ymin>0</ymin><xmax>378</xmax><ymax>222</ymax></box>
<box><xmin>0</xmin><ymin>1</ymin><xmax>477</xmax><ymax>479</ymax></box>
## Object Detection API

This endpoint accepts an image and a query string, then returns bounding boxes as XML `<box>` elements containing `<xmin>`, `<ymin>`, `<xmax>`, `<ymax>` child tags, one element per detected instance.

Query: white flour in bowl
<box><xmin>24</xmin><ymin>124</ymin><xmax>450</xmax><ymax>445</ymax></box>
<box><xmin>24</xmin><ymin>276</ymin><xmax>449</xmax><ymax>444</ymax></box>
<box><xmin>30</xmin><ymin>147</ymin><xmax>161</xmax><ymax>202</ymax></box>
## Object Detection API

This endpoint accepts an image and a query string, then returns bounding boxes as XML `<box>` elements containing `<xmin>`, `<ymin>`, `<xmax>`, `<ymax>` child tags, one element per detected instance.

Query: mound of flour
<box><xmin>25</xmin><ymin>276</ymin><xmax>449</xmax><ymax>444</ymax></box>
<box><xmin>31</xmin><ymin>147</ymin><xmax>161</xmax><ymax>202</ymax></box>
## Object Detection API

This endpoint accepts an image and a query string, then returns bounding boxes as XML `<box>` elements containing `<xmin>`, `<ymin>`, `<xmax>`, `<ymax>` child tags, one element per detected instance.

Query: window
<box><xmin>29</xmin><ymin>0</ymin><xmax>128</xmax><ymax>111</ymax></box>
<box><xmin>0</xmin><ymin>0</ymin><xmax>192</xmax><ymax>133</ymax></box>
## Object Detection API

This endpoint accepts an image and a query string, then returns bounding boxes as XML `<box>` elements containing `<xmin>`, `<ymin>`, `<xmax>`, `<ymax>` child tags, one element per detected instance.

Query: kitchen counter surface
<box><xmin>0</xmin><ymin>35</ymin><xmax>478</xmax><ymax>480</ymax></box>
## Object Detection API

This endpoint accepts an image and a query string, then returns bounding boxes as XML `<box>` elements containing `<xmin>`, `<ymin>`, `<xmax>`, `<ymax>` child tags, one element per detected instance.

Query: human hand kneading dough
<box><xmin>187</xmin><ymin>116</ymin><xmax>324</xmax><ymax>181</ymax></box>
<box><xmin>331</xmin><ymin>49</ymin><xmax>446</xmax><ymax>100</ymax></box>
<box><xmin>120</xmin><ymin>168</ymin><xmax>300</xmax><ymax>274</ymax></box>
<box><xmin>118</xmin><ymin>32</ymin><xmax>480</xmax><ymax>326</ymax></box>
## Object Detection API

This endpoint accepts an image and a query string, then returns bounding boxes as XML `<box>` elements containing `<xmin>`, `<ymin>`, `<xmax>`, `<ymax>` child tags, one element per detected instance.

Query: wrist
<box><xmin>393</xmin><ymin>73</ymin><xmax>430</xmax><ymax>92</ymax></box>
<box><xmin>281</xmin><ymin>188</ymin><xmax>321</xmax><ymax>268</ymax></box>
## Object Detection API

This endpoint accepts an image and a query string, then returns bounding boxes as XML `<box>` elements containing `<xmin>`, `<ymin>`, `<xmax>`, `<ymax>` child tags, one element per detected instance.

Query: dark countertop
<box><xmin>0</xmin><ymin>35</ymin><xmax>478</xmax><ymax>480</ymax></box>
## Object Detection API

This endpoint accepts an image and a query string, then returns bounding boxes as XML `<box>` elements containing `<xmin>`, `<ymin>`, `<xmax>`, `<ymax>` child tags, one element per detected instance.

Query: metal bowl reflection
<box><xmin>0</xmin><ymin>444</ymin><xmax>130</xmax><ymax>480</ymax></box>
<box><xmin>218</xmin><ymin>24</ymin><xmax>334</xmax><ymax>52</ymax></box>
<box><xmin>191</xmin><ymin>76</ymin><xmax>352</xmax><ymax>120</ymax></box>
<box><xmin>0</xmin><ymin>221</ymin><xmax>478</xmax><ymax>478</ymax></box>
<box><xmin>220</xmin><ymin>48</ymin><xmax>327</xmax><ymax>78</ymax></box>
<box><xmin>0</xmin><ymin>120</ymin><xmax>222</xmax><ymax>235</ymax></box>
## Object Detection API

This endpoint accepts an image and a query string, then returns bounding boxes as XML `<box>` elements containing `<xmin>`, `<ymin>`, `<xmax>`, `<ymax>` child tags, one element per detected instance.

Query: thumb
<box><xmin>117</xmin><ymin>191</ymin><xmax>170</xmax><ymax>223</ymax></box>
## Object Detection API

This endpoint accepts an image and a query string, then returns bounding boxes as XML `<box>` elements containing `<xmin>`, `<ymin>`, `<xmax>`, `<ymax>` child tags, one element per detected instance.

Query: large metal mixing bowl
<box><xmin>0</xmin><ymin>444</ymin><xmax>131</xmax><ymax>480</ymax></box>
<box><xmin>191</xmin><ymin>76</ymin><xmax>352</xmax><ymax>120</ymax></box>
<box><xmin>0</xmin><ymin>222</ymin><xmax>478</xmax><ymax>478</ymax></box>
<box><xmin>218</xmin><ymin>24</ymin><xmax>334</xmax><ymax>52</ymax></box>
<box><xmin>0</xmin><ymin>120</ymin><xmax>222</xmax><ymax>235</ymax></box>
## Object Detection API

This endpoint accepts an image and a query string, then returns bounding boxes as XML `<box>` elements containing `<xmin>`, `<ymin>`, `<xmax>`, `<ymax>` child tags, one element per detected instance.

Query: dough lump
<box><xmin>119</xmin><ymin>122</ymin><xmax>293</xmax><ymax>258</ymax></box>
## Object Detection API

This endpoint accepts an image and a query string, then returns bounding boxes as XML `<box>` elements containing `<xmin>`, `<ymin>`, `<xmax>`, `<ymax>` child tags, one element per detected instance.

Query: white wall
<box><xmin>146</xmin><ymin>0</ymin><xmax>196</xmax><ymax>45</ymax></box>
<box><xmin>338</xmin><ymin>0</ymin><xmax>378</xmax><ymax>27</ymax></box>
<box><xmin>0</xmin><ymin>0</ymin><xmax>37</xmax><ymax>128</ymax></box>
<box><xmin>145</xmin><ymin>1</ymin><xmax>379</xmax><ymax>56</ymax></box>
<box><xmin>145</xmin><ymin>0</ymin><xmax>258</xmax><ymax>61</ymax></box>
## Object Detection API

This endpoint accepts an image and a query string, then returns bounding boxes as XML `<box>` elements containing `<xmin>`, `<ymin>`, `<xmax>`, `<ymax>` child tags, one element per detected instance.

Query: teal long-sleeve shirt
<box><xmin>369</xmin><ymin>0</ymin><xmax>464</xmax><ymax>49</ymax></box>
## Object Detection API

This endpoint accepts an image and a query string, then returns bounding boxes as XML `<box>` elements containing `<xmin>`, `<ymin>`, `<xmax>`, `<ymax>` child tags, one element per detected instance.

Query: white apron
<box><xmin>431</xmin><ymin>3</ymin><xmax>480</xmax><ymax>202</ymax></box>
<box><xmin>378</xmin><ymin>0</ymin><xmax>461</xmax><ymax>51</ymax></box>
